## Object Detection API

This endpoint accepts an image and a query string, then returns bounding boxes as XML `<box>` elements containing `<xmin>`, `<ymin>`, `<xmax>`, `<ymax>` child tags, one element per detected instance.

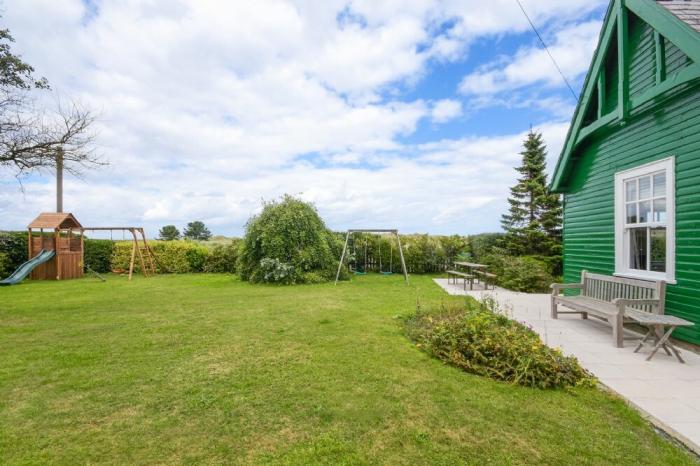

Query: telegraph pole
<box><xmin>56</xmin><ymin>147</ymin><xmax>64</xmax><ymax>213</ymax></box>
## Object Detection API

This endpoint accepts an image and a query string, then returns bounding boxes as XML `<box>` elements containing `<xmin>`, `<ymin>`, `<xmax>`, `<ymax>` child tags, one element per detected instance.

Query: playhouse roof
<box><xmin>28</xmin><ymin>212</ymin><xmax>83</xmax><ymax>230</ymax></box>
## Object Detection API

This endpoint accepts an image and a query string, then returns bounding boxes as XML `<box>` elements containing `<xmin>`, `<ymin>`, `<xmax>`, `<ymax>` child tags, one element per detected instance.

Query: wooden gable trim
<box><xmin>618</xmin><ymin>2</ymin><xmax>630</xmax><ymax>120</ymax></box>
<box><xmin>629</xmin><ymin>61</ymin><xmax>700</xmax><ymax>108</ymax></box>
<box><xmin>551</xmin><ymin>0</ymin><xmax>700</xmax><ymax>193</ymax></box>
<box><xmin>550</xmin><ymin>1</ymin><xmax>619</xmax><ymax>191</ymax></box>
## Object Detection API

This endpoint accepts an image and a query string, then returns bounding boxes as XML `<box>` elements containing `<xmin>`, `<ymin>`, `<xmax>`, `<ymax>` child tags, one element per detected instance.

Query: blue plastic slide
<box><xmin>0</xmin><ymin>249</ymin><xmax>55</xmax><ymax>286</ymax></box>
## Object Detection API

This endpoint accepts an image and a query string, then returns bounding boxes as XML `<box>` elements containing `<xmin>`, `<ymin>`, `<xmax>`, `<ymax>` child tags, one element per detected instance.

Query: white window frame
<box><xmin>614</xmin><ymin>157</ymin><xmax>675</xmax><ymax>283</ymax></box>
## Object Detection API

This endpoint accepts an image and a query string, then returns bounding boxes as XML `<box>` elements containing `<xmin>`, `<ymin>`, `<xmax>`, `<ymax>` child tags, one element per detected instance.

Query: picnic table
<box><xmin>448</xmin><ymin>262</ymin><xmax>496</xmax><ymax>290</ymax></box>
<box><xmin>627</xmin><ymin>310</ymin><xmax>695</xmax><ymax>363</ymax></box>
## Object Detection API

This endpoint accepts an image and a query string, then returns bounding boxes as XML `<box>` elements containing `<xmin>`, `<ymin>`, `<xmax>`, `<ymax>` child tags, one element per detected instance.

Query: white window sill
<box><xmin>613</xmin><ymin>272</ymin><xmax>676</xmax><ymax>285</ymax></box>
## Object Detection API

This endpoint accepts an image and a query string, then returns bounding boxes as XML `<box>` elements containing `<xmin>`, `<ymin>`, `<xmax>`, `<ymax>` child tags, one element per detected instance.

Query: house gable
<box><xmin>551</xmin><ymin>0</ymin><xmax>700</xmax><ymax>193</ymax></box>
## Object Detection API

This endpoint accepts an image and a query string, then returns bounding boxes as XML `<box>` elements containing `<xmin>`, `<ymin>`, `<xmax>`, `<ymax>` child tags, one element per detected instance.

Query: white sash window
<box><xmin>614</xmin><ymin>157</ymin><xmax>675</xmax><ymax>283</ymax></box>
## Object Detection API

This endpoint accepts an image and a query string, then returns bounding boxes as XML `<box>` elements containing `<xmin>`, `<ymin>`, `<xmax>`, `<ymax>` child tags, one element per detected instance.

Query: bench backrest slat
<box><xmin>580</xmin><ymin>270</ymin><xmax>665</xmax><ymax>315</ymax></box>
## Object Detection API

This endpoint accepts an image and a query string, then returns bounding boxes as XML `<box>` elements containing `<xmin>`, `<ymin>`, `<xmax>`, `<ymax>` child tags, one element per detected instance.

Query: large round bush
<box><xmin>238</xmin><ymin>195</ymin><xmax>342</xmax><ymax>284</ymax></box>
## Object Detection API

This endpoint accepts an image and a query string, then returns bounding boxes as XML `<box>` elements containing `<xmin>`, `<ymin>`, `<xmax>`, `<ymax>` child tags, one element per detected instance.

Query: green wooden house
<box><xmin>551</xmin><ymin>0</ymin><xmax>700</xmax><ymax>345</ymax></box>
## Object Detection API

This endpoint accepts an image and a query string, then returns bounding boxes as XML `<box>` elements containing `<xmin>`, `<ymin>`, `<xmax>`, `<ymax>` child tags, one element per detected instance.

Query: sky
<box><xmin>0</xmin><ymin>0</ymin><xmax>608</xmax><ymax>237</ymax></box>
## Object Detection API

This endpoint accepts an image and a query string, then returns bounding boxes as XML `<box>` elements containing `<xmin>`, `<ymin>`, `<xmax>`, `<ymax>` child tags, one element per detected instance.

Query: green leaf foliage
<box><xmin>238</xmin><ymin>195</ymin><xmax>342</xmax><ymax>284</ymax></box>
<box><xmin>83</xmin><ymin>239</ymin><xmax>114</xmax><ymax>273</ymax></box>
<box><xmin>404</xmin><ymin>299</ymin><xmax>595</xmax><ymax>389</ymax></box>
<box><xmin>0</xmin><ymin>251</ymin><xmax>10</xmax><ymax>279</ymax></box>
<box><xmin>203</xmin><ymin>240</ymin><xmax>241</xmax><ymax>273</ymax></box>
<box><xmin>501</xmin><ymin>130</ymin><xmax>562</xmax><ymax>260</ymax></box>
<box><xmin>0</xmin><ymin>28</ymin><xmax>49</xmax><ymax>90</ymax></box>
<box><xmin>0</xmin><ymin>231</ymin><xmax>28</xmax><ymax>274</ymax></box>
<box><xmin>111</xmin><ymin>240</ymin><xmax>210</xmax><ymax>274</ymax></box>
<box><xmin>183</xmin><ymin>221</ymin><xmax>212</xmax><ymax>241</ymax></box>
<box><xmin>158</xmin><ymin>225</ymin><xmax>181</xmax><ymax>241</ymax></box>
<box><xmin>482</xmin><ymin>252</ymin><xmax>557</xmax><ymax>293</ymax></box>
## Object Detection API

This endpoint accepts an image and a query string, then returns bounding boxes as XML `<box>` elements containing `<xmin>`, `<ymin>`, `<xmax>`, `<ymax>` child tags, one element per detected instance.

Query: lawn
<box><xmin>0</xmin><ymin>274</ymin><xmax>695</xmax><ymax>465</ymax></box>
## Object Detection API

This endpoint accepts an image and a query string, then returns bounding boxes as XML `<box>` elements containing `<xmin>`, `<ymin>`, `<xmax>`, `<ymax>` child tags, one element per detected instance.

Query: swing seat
<box><xmin>354</xmin><ymin>270</ymin><xmax>367</xmax><ymax>275</ymax></box>
<box><xmin>380</xmin><ymin>271</ymin><xmax>393</xmax><ymax>275</ymax></box>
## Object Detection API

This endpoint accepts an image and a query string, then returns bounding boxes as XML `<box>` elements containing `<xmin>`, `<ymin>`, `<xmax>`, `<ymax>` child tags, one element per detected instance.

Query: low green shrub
<box><xmin>203</xmin><ymin>240</ymin><xmax>241</xmax><ymax>273</ymax></box>
<box><xmin>404</xmin><ymin>299</ymin><xmax>594</xmax><ymax>389</ymax></box>
<box><xmin>482</xmin><ymin>253</ymin><xmax>555</xmax><ymax>293</ymax></box>
<box><xmin>83</xmin><ymin>239</ymin><xmax>115</xmax><ymax>273</ymax></box>
<box><xmin>111</xmin><ymin>240</ymin><xmax>210</xmax><ymax>273</ymax></box>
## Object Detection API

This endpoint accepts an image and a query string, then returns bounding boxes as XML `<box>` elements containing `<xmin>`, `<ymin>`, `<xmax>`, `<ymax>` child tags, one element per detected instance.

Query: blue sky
<box><xmin>0</xmin><ymin>0</ymin><xmax>608</xmax><ymax>237</ymax></box>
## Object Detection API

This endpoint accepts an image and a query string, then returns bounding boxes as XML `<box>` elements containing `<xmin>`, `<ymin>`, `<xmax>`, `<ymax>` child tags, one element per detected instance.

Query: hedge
<box><xmin>84</xmin><ymin>239</ymin><xmax>115</xmax><ymax>273</ymax></box>
<box><xmin>342</xmin><ymin>233</ymin><xmax>470</xmax><ymax>274</ymax></box>
<box><xmin>0</xmin><ymin>231</ymin><xmax>28</xmax><ymax>277</ymax></box>
<box><xmin>111</xmin><ymin>240</ymin><xmax>211</xmax><ymax>274</ymax></box>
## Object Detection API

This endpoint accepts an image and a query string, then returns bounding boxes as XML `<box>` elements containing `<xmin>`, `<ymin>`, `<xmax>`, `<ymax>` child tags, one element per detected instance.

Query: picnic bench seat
<box><xmin>551</xmin><ymin>271</ymin><xmax>666</xmax><ymax>348</ymax></box>
<box><xmin>447</xmin><ymin>270</ymin><xmax>473</xmax><ymax>290</ymax></box>
<box><xmin>474</xmin><ymin>270</ymin><xmax>497</xmax><ymax>290</ymax></box>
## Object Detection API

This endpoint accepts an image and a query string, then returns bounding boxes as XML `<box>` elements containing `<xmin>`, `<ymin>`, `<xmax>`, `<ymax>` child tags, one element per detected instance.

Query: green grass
<box><xmin>0</xmin><ymin>274</ymin><xmax>695</xmax><ymax>465</ymax></box>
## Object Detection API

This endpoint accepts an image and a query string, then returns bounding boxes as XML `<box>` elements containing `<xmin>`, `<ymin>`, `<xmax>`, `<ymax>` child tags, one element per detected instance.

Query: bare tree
<box><xmin>0</xmin><ymin>99</ymin><xmax>101</xmax><ymax>176</ymax></box>
<box><xmin>0</xmin><ymin>26</ymin><xmax>100</xmax><ymax>178</ymax></box>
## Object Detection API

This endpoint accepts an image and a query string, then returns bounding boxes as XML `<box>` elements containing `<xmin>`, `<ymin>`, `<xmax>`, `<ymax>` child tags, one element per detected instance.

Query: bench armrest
<box><xmin>550</xmin><ymin>283</ymin><xmax>583</xmax><ymax>295</ymax></box>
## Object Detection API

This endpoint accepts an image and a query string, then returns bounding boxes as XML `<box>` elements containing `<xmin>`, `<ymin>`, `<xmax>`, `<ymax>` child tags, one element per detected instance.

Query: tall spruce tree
<box><xmin>501</xmin><ymin>130</ymin><xmax>562</xmax><ymax>258</ymax></box>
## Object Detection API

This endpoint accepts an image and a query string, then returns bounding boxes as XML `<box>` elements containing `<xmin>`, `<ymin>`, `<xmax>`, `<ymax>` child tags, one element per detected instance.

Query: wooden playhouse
<box><xmin>27</xmin><ymin>212</ymin><xmax>84</xmax><ymax>280</ymax></box>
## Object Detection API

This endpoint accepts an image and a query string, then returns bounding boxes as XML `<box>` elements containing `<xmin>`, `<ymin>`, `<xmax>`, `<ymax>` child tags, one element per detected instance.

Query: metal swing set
<box><xmin>334</xmin><ymin>229</ymin><xmax>408</xmax><ymax>285</ymax></box>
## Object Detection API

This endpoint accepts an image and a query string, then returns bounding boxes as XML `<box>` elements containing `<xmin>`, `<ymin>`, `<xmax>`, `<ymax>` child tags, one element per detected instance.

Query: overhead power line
<box><xmin>514</xmin><ymin>0</ymin><xmax>580</xmax><ymax>103</ymax></box>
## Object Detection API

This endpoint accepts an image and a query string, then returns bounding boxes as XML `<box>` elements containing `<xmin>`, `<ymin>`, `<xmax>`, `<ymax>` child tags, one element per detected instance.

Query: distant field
<box><xmin>0</xmin><ymin>274</ymin><xmax>694</xmax><ymax>464</ymax></box>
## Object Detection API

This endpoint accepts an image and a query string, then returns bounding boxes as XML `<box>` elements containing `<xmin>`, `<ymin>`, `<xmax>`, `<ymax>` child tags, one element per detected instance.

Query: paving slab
<box><xmin>433</xmin><ymin>278</ymin><xmax>700</xmax><ymax>455</ymax></box>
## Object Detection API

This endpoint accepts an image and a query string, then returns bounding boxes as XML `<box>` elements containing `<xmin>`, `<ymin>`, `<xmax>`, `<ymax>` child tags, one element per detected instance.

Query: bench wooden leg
<box><xmin>611</xmin><ymin>313</ymin><xmax>624</xmax><ymax>348</ymax></box>
<box><xmin>551</xmin><ymin>296</ymin><xmax>558</xmax><ymax>319</ymax></box>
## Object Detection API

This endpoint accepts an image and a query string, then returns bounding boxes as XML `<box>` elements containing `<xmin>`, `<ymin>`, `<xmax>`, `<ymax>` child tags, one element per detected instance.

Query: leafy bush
<box><xmin>203</xmin><ymin>240</ymin><xmax>241</xmax><ymax>273</ymax></box>
<box><xmin>0</xmin><ymin>252</ymin><xmax>10</xmax><ymax>279</ymax></box>
<box><xmin>259</xmin><ymin>257</ymin><xmax>297</xmax><ymax>284</ymax></box>
<box><xmin>238</xmin><ymin>195</ymin><xmax>341</xmax><ymax>284</ymax></box>
<box><xmin>483</xmin><ymin>253</ymin><xmax>555</xmax><ymax>293</ymax></box>
<box><xmin>404</xmin><ymin>299</ymin><xmax>594</xmax><ymax>389</ymax></box>
<box><xmin>0</xmin><ymin>231</ymin><xmax>28</xmax><ymax>272</ymax></box>
<box><xmin>468</xmin><ymin>233</ymin><xmax>504</xmax><ymax>263</ymax></box>
<box><xmin>111</xmin><ymin>240</ymin><xmax>210</xmax><ymax>273</ymax></box>
<box><xmin>83</xmin><ymin>239</ymin><xmax>114</xmax><ymax>273</ymax></box>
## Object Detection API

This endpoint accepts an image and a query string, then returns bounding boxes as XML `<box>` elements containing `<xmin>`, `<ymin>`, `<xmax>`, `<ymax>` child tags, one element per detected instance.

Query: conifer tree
<box><xmin>501</xmin><ymin>130</ymin><xmax>562</xmax><ymax>258</ymax></box>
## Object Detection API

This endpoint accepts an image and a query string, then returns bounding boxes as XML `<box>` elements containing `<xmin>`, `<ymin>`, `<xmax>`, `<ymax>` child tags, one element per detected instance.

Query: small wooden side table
<box><xmin>626</xmin><ymin>310</ymin><xmax>695</xmax><ymax>363</ymax></box>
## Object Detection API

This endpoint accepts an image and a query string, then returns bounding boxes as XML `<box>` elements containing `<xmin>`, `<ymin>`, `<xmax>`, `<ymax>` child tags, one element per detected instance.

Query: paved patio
<box><xmin>433</xmin><ymin>278</ymin><xmax>700</xmax><ymax>455</ymax></box>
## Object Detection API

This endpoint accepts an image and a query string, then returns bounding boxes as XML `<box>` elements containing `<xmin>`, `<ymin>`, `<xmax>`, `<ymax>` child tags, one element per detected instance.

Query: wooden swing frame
<box><xmin>335</xmin><ymin>229</ymin><xmax>408</xmax><ymax>285</ymax></box>
<box><xmin>80</xmin><ymin>227</ymin><xmax>157</xmax><ymax>280</ymax></box>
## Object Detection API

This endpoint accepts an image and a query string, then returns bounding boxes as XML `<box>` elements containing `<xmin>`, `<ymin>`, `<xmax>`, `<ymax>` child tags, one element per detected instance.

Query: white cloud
<box><xmin>0</xmin><ymin>0</ymin><xmax>602</xmax><ymax>236</ymax></box>
<box><xmin>431</xmin><ymin>99</ymin><xmax>463</xmax><ymax>123</ymax></box>
<box><xmin>459</xmin><ymin>20</ymin><xmax>602</xmax><ymax>96</ymax></box>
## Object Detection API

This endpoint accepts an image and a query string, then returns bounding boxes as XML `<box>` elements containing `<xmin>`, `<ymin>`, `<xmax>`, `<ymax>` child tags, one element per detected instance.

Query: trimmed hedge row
<box><xmin>0</xmin><ymin>231</ymin><xmax>242</xmax><ymax>278</ymax></box>
<box><xmin>111</xmin><ymin>240</ymin><xmax>240</xmax><ymax>274</ymax></box>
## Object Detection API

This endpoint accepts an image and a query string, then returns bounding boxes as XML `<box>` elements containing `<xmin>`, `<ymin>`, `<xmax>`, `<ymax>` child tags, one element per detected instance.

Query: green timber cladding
<box><xmin>551</xmin><ymin>0</ymin><xmax>700</xmax><ymax>344</ymax></box>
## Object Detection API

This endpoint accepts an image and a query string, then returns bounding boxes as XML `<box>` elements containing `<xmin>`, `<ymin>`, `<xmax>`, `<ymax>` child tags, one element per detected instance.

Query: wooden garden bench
<box><xmin>551</xmin><ymin>271</ymin><xmax>666</xmax><ymax>348</ymax></box>
<box><xmin>447</xmin><ymin>270</ymin><xmax>473</xmax><ymax>290</ymax></box>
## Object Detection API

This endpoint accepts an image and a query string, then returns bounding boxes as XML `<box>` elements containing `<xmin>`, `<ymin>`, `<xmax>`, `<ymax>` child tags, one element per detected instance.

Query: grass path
<box><xmin>0</xmin><ymin>274</ymin><xmax>695</xmax><ymax>464</ymax></box>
